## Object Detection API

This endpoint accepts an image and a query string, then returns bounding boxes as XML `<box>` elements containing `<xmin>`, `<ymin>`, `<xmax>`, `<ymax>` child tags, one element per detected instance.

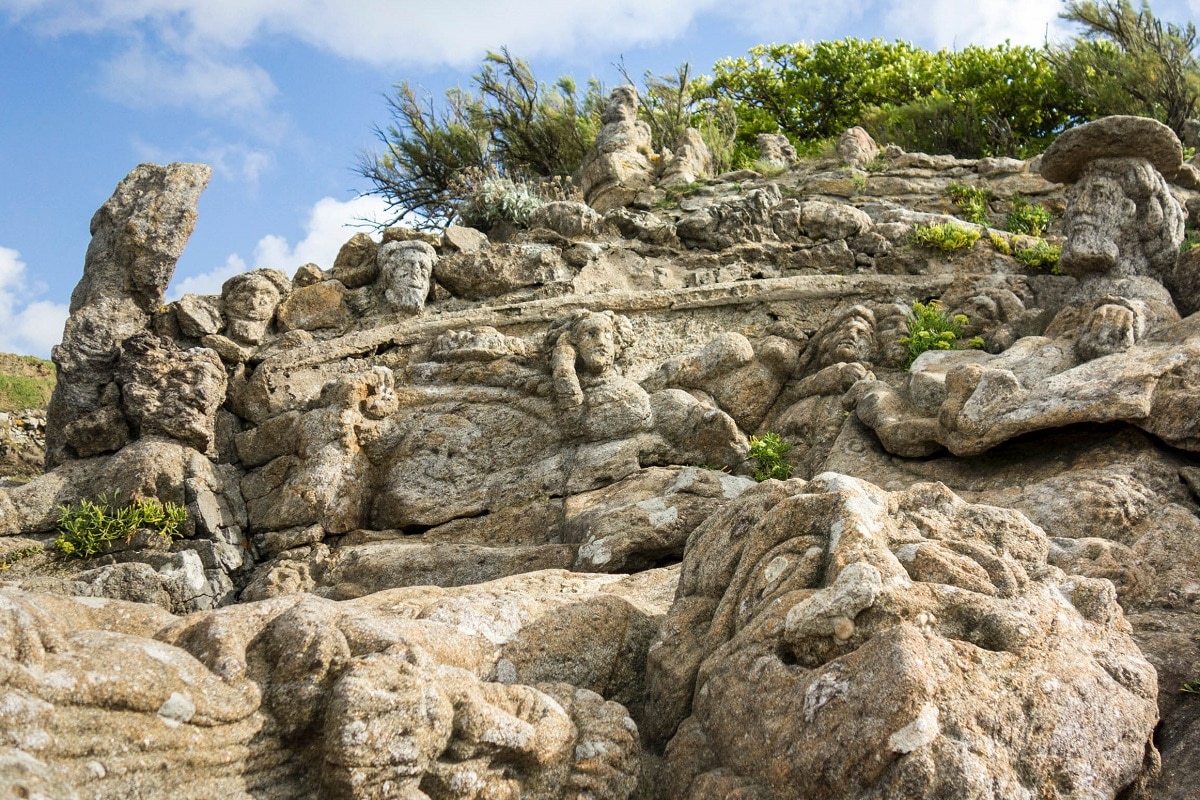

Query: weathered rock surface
<box><xmin>646</xmin><ymin>474</ymin><xmax>1160</xmax><ymax>799</ymax></box>
<box><xmin>45</xmin><ymin>162</ymin><xmax>212</xmax><ymax>467</ymax></box>
<box><xmin>580</xmin><ymin>86</ymin><xmax>657</xmax><ymax>213</ymax></box>
<box><xmin>6</xmin><ymin>112</ymin><xmax>1200</xmax><ymax>798</ymax></box>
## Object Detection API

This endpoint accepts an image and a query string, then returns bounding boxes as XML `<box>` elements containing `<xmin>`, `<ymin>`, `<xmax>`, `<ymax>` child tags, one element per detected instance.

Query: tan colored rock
<box><xmin>435</xmin><ymin>243</ymin><xmax>572</xmax><ymax>300</ymax></box>
<box><xmin>529</xmin><ymin>201</ymin><xmax>604</xmax><ymax>239</ymax></box>
<box><xmin>1041</xmin><ymin>115</ymin><xmax>1183</xmax><ymax>184</ymax></box>
<box><xmin>756</xmin><ymin>133</ymin><xmax>797</xmax><ymax>167</ymax></box>
<box><xmin>659</xmin><ymin>128</ymin><xmax>713</xmax><ymax>188</ymax></box>
<box><xmin>646</xmin><ymin>474</ymin><xmax>1160</xmax><ymax>799</ymax></box>
<box><xmin>331</xmin><ymin>232</ymin><xmax>378</xmax><ymax>289</ymax></box>
<box><xmin>581</xmin><ymin>86</ymin><xmax>657</xmax><ymax>213</ymax></box>
<box><xmin>275</xmin><ymin>281</ymin><xmax>350</xmax><ymax>332</ymax></box>
<box><xmin>442</xmin><ymin>224</ymin><xmax>489</xmax><ymax>254</ymax></box>
<box><xmin>0</xmin><ymin>568</ymin><xmax>666</xmax><ymax>799</ymax></box>
<box><xmin>835</xmin><ymin>126</ymin><xmax>879</xmax><ymax>168</ymax></box>
<box><xmin>45</xmin><ymin>163</ymin><xmax>212</xmax><ymax>467</ymax></box>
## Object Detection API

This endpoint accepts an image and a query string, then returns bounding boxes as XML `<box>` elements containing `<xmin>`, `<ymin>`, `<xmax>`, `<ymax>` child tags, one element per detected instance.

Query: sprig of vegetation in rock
<box><xmin>55</xmin><ymin>493</ymin><xmax>187</xmax><ymax>559</ymax></box>
<box><xmin>901</xmin><ymin>300</ymin><xmax>984</xmax><ymax>367</ymax></box>
<box><xmin>748</xmin><ymin>432</ymin><xmax>793</xmax><ymax>481</ymax></box>
<box><xmin>911</xmin><ymin>222</ymin><xmax>980</xmax><ymax>252</ymax></box>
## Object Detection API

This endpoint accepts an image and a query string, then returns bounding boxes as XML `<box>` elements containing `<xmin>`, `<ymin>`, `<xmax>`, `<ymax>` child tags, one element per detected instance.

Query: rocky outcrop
<box><xmin>580</xmin><ymin>86</ymin><xmax>657</xmax><ymax>213</ymax></box>
<box><xmin>6</xmin><ymin>111</ymin><xmax>1200</xmax><ymax>798</ymax></box>
<box><xmin>45</xmin><ymin>162</ymin><xmax>212</xmax><ymax>467</ymax></box>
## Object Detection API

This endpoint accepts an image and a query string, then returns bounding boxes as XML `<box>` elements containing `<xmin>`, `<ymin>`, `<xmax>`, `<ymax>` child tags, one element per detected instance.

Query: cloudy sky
<box><xmin>0</xmin><ymin>0</ymin><xmax>1195</xmax><ymax>356</ymax></box>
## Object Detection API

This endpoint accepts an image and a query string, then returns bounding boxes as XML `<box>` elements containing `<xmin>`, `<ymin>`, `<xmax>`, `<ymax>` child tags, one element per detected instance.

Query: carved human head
<box><xmin>222</xmin><ymin>269</ymin><xmax>291</xmax><ymax>344</ymax></box>
<box><xmin>1040</xmin><ymin>116</ymin><xmax>1186</xmax><ymax>281</ymax></box>
<box><xmin>117</xmin><ymin>333</ymin><xmax>227</xmax><ymax>451</ymax></box>
<box><xmin>546</xmin><ymin>310</ymin><xmax>633</xmax><ymax>378</ymax></box>
<box><xmin>378</xmin><ymin>240</ymin><xmax>436</xmax><ymax>314</ymax></box>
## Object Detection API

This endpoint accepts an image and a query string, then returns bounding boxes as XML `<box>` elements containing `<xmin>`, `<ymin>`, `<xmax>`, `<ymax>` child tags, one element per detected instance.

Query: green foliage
<box><xmin>1182</xmin><ymin>680</ymin><xmax>1200</xmax><ymax>694</ymax></box>
<box><xmin>711</xmin><ymin>38</ymin><xmax>1087</xmax><ymax>159</ymax></box>
<box><xmin>901</xmin><ymin>301</ymin><xmax>983</xmax><ymax>367</ymax></box>
<box><xmin>748</xmin><ymin>432</ymin><xmax>793</xmax><ymax>482</ymax></box>
<box><xmin>0</xmin><ymin>374</ymin><xmax>49</xmax><ymax>411</ymax></box>
<box><xmin>988</xmin><ymin>231</ymin><xmax>1014</xmax><ymax>255</ymax></box>
<box><xmin>1006</xmin><ymin>196</ymin><xmax>1052</xmax><ymax>236</ymax></box>
<box><xmin>54</xmin><ymin>494</ymin><xmax>187</xmax><ymax>559</ymax></box>
<box><xmin>911</xmin><ymin>222</ymin><xmax>981</xmax><ymax>252</ymax></box>
<box><xmin>359</xmin><ymin>49</ymin><xmax>602</xmax><ymax>228</ymax></box>
<box><xmin>455</xmin><ymin>174</ymin><xmax>545</xmax><ymax>230</ymax></box>
<box><xmin>357</xmin><ymin>83</ymin><xmax>490</xmax><ymax>229</ymax></box>
<box><xmin>0</xmin><ymin>545</ymin><xmax>42</xmax><ymax>571</ymax></box>
<box><xmin>1052</xmin><ymin>1</ymin><xmax>1200</xmax><ymax>134</ymax></box>
<box><xmin>1180</xmin><ymin>230</ymin><xmax>1200</xmax><ymax>253</ymax></box>
<box><xmin>947</xmin><ymin>183</ymin><xmax>992</xmax><ymax>226</ymax></box>
<box><xmin>1014</xmin><ymin>239</ymin><xmax>1063</xmax><ymax>272</ymax></box>
<box><xmin>0</xmin><ymin>354</ymin><xmax>55</xmax><ymax>413</ymax></box>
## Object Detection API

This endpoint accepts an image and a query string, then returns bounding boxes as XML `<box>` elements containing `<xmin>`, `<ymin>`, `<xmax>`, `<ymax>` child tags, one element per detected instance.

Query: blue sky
<box><xmin>0</xmin><ymin>0</ymin><xmax>1196</xmax><ymax>357</ymax></box>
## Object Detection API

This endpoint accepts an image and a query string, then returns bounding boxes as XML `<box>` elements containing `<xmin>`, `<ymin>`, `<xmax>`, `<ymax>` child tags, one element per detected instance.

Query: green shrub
<box><xmin>1005</xmin><ymin>195</ymin><xmax>1052</xmax><ymax>236</ymax></box>
<box><xmin>911</xmin><ymin>222</ymin><xmax>980</xmax><ymax>252</ymax></box>
<box><xmin>1014</xmin><ymin>239</ymin><xmax>1062</xmax><ymax>271</ymax></box>
<box><xmin>54</xmin><ymin>493</ymin><xmax>187</xmax><ymax>559</ymax></box>
<box><xmin>455</xmin><ymin>175</ymin><xmax>545</xmax><ymax>230</ymax></box>
<box><xmin>947</xmin><ymin>183</ymin><xmax>992</xmax><ymax>226</ymax></box>
<box><xmin>748</xmin><ymin>432</ymin><xmax>793</xmax><ymax>481</ymax></box>
<box><xmin>901</xmin><ymin>300</ymin><xmax>984</xmax><ymax>367</ymax></box>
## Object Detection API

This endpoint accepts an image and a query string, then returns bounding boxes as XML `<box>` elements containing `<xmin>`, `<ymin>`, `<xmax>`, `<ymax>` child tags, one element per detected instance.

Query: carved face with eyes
<box><xmin>573</xmin><ymin>314</ymin><xmax>617</xmax><ymax>375</ymax></box>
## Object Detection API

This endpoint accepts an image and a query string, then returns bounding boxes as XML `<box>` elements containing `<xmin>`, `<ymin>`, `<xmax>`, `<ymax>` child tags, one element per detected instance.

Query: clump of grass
<box><xmin>748</xmin><ymin>432</ymin><xmax>793</xmax><ymax>482</ymax></box>
<box><xmin>54</xmin><ymin>493</ymin><xmax>187</xmax><ymax>559</ymax></box>
<box><xmin>750</xmin><ymin>159</ymin><xmax>790</xmax><ymax>177</ymax></box>
<box><xmin>1005</xmin><ymin>195</ymin><xmax>1052</xmax><ymax>236</ymax></box>
<box><xmin>1180</xmin><ymin>230</ymin><xmax>1200</xmax><ymax>254</ymax></box>
<box><xmin>863</xmin><ymin>156</ymin><xmax>889</xmax><ymax>173</ymax></box>
<box><xmin>947</xmin><ymin>183</ymin><xmax>992</xmax><ymax>226</ymax></box>
<box><xmin>911</xmin><ymin>222</ymin><xmax>980</xmax><ymax>252</ymax></box>
<box><xmin>1014</xmin><ymin>239</ymin><xmax>1062</xmax><ymax>272</ymax></box>
<box><xmin>901</xmin><ymin>300</ymin><xmax>984</xmax><ymax>367</ymax></box>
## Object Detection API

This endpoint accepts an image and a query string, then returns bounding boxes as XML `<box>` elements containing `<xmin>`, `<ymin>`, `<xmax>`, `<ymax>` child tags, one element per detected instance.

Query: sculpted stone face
<box><xmin>118</xmin><ymin>334</ymin><xmax>227</xmax><ymax>451</ymax></box>
<box><xmin>574</xmin><ymin>314</ymin><xmax>617</xmax><ymax>375</ymax></box>
<box><xmin>379</xmin><ymin>240</ymin><xmax>436</xmax><ymax>314</ymax></box>
<box><xmin>223</xmin><ymin>273</ymin><xmax>284</xmax><ymax>344</ymax></box>
<box><xmin>816</xmin><ymin>307</ymin><xmax>875</xmax><ymax>367</ymax></box>
<box><xmin>1059</xmin><ymin>157</ymin><xmax>1183</xmax><ymax>280</ymax></box>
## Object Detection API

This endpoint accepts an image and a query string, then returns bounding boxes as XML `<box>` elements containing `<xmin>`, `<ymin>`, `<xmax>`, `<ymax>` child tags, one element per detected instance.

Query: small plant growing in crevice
<box><xmin>54</xmin><ymin>493</ymin><xmax>187</xmax><ymax>559</ymax></box>
<box><xmin>1180</xmin><ymin>230</ymin><xmax>1200</xmax><ymax>254</ymax></box>
<box><xmin>911</xmin><ymin>222</ymin><xmax>980</xmax><ymax>252</ymax></box>
<box><xmin>1005</xmin><ymin>195</ymin><xmax>1051</xmax><ymax>236</ymax></box>
<box><xmin>947</xmin><ymin>183</ymin><xmax>991</xmax><ymax>226</ymax></box>
<box><xmin>901</xmin><ymin>300</ymin><xmax>983</xmax><ymax>367</ymax></box>
<box><xmin>987</xmin><ymin>231</ymin><xmax>1013</xmax><ymax>255</ymax></box>
<box><xmin>748</xmin><ymin>432</ymin><xmax>793</xmax><ymax>482</ymax></box>
<box><xmin>0</xmin><ymin>544</ymin><xmax>43</xmax><ymax>571</ymax></box>
<box><xmin>1182</xmin><ymin>680</ymin><xmax>1200</xmax><ymax>695</ymax></box>
<box><xmin>1014</xmin><ymin>239</ymin><xmax>1062</xmax><ymax>272</ymax></box>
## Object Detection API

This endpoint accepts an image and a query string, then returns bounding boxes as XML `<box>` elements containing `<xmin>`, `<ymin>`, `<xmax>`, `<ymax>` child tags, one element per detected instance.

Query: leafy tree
<box><xmin>358</xmin><ymin>49</ymin><xmax>602</xmax><ymax>228</ymax></box>
<box><xmin>475</xmin><ymin>48</ymin><xmax>603</xmax><ymax>178</ymax></box>
<box><xmin>1052</xmin><ymin>0</ymin><xmax>1200</xmax><ymax>135</ymax></box>
<box><xmin>710</xmin><ymin>38</ymin><xmax>1087</xmax><ymax>158</ymax></box>
<box><xmin>356</xmin><ymin>82</ymin><xmax>490</xmax><ymax>229</ymax></box>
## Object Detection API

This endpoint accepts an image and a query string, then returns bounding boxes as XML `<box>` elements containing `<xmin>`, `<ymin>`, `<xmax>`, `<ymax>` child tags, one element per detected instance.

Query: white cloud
<box><xmin>167</xmin><ymin>194</ymin><xmax>390</xmax><ymax>300</ymax></box>
<box><xmin>881</xmin><ymin>0</ymin><xmax>1067</xmax><ymax>49</ymax></box>
<box><xmin>99</xmin><ymin>43</ymin><xmax>278</xmax><ymax>118</ymax></box>
<box><xmin>0</xmin><ymin>247</ymin><xmax>69</xmax><ymax>358</ymax></box>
